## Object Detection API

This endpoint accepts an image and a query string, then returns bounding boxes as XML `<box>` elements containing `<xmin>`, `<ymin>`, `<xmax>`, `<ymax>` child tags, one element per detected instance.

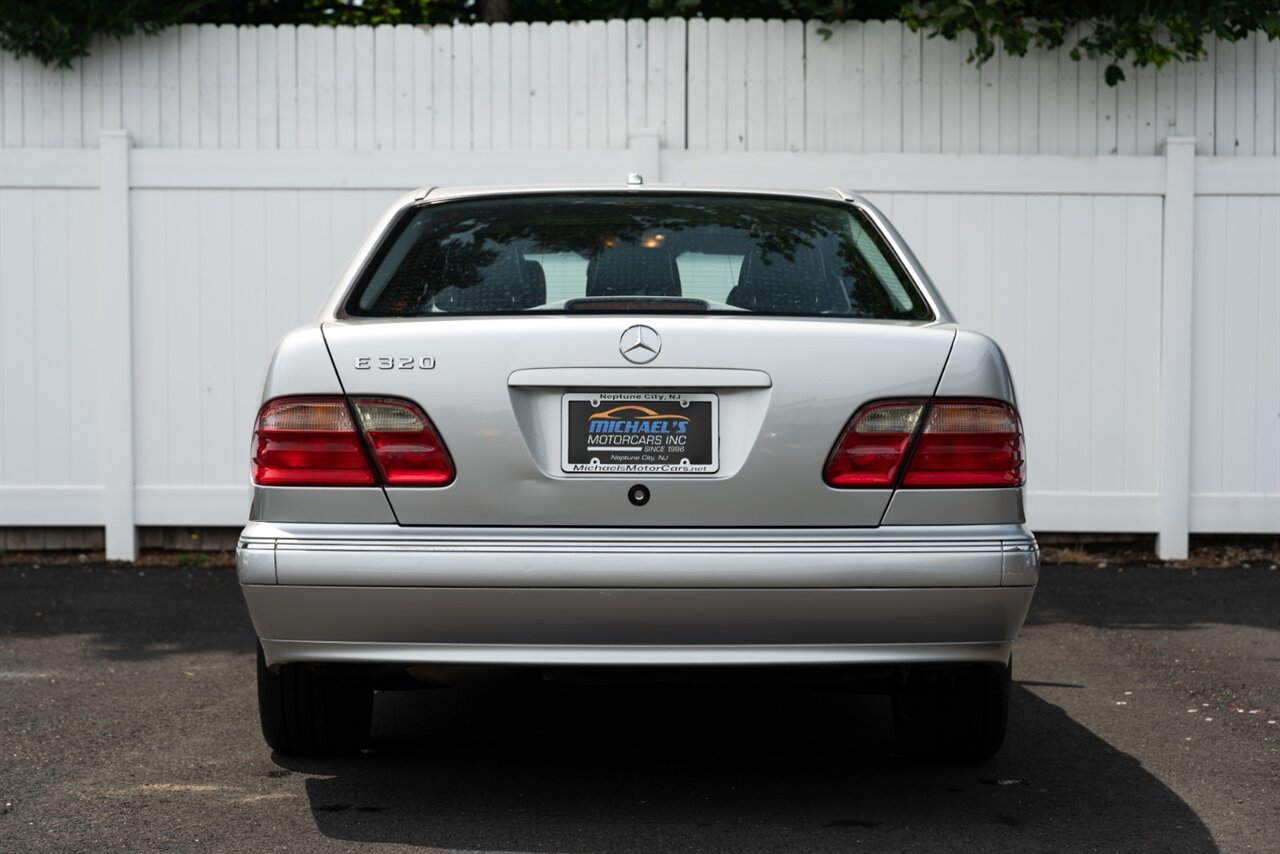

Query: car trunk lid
<box><xmin>322</xmin><ymin>316</ymin><xmax>955</xmax><ymax>527</ymax></box>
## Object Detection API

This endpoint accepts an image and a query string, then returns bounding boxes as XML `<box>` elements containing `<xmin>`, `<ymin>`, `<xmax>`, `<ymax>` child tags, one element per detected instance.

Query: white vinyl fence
<box><xmin>2</xmin><ymin>20</ymin><xmax>1277</xmax><ymax>156</ymax></box>
<box><xmin>0</xmin><ymin>21</ymin><xmax>1277</xmax><ymax>561</ymax></box>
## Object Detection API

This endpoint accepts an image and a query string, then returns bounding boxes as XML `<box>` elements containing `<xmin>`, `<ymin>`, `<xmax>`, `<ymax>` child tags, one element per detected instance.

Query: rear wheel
<box><xmin>256</xmin><ymin>644</ymin><xmax>373</xmax><ymax>756</ymax></box>
<box><xmin>892</xmin><ymin>659</ymin><xmax>1011</xmax><ymax>762</ymax></box>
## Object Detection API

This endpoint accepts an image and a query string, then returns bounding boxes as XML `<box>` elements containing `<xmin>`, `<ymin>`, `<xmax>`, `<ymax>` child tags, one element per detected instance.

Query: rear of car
<box><xmin>238</xmin><ymin>186</ymin><xmax>1039</xmax><ymax>760</ymax></box>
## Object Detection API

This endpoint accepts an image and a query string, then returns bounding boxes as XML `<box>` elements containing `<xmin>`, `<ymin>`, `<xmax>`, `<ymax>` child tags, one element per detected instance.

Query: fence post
<box><xmin>99</xmin><ymin>131</ymin><xmax>137</xmax><ymax>560</ymax></box>
<box><xmin>1157</xmin><ymin>138</ymin><xmax>1196</xmax><ymax>560</ymax></box>
<box><xmin>628</xmin><ymin>131</ymin><xmax>661</xmax><ymax>182</ymax></box>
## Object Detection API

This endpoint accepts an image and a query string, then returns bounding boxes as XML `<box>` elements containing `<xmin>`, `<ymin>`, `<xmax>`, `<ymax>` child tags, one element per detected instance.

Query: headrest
<box><xmin>586</xmin><ymin>244</ymin><xmax>682</xmax><ymax>297</ymax></box>
<box><xmin>726</xmin><ymin>244</ymin><xmax>850</xmax><ymax>314</ymax></box>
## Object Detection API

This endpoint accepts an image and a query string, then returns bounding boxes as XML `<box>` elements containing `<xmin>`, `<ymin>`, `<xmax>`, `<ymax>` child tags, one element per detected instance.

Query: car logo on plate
<box><xmin>619</xmin><ymin>325</ymin><xmax>661</xmax><ymax>364</ymax></box>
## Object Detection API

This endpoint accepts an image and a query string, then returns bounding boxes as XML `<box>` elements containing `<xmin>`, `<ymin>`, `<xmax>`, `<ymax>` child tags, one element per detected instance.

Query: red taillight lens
<box><xmin>351</xmin><ymin>398</ymin><xmax>455</xmax><ymax>486</ymax></box>
<box><xmin>825</xmin><ymin>399</ymin><xmax>1024</xmax><ymax>489</ymax></box>
<box><xmin>902</xmin><ymin>400</ymin><xmax>1024</xmax><ymax>487</ymax></box>
<box><xmin>824</xmin><ymin>402</ymin><xmax>926</xmax><ymax>487</ymax></box>
<box><xmin>251</xmin><ymin>396</ymin><xmax>455</xmax><ymax>487</ymax></box>
<box><xmin>252</xmin><ymin>397</ymin><xmax>375</xmax><ymax>486</ymax></box>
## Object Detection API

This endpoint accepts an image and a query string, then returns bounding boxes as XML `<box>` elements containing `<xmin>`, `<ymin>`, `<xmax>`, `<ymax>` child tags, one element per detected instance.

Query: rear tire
<box><xmin>892</xmin><ymin>659</ymin><xmax>1011</xmax><ymax>762</ymax></box>
<box><xmin>256</xmin><ymin>644</ymin><xmax>373</xmax><ymax>756</ymax></box>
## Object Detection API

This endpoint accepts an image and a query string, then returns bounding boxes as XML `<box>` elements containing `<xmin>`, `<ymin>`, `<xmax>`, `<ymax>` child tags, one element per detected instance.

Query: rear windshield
<box><xmin>344</xmin><ymin>193</ymin><xmax>932</xmax><ymax>320</ymax></box>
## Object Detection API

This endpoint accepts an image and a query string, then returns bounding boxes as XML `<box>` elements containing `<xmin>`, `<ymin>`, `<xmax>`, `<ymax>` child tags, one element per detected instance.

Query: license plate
<box><xmin>561</xmin><ymin>392</ymin><xmax>719</xmax><ymax>474</ymax></box>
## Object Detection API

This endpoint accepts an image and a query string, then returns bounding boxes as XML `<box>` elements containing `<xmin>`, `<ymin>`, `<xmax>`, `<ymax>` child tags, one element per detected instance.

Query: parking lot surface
<box><xmin>1</xmin><ymin>559</ymin><xmax>1276</xmax><ymax>853</ymax></box>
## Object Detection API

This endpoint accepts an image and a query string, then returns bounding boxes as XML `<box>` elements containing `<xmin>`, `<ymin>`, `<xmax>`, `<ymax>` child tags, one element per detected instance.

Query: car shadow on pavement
<box><xmin>275</xmin><ymin>679</ymin><xmax>1217</xmax><ymax>853</ymax></box>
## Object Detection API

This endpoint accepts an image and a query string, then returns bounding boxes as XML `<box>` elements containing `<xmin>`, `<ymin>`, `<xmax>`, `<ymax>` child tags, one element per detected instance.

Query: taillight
<box><xmin>824</xmin><ymin>402</ymin><xmax>925</xmax><ymax>487</ymax></box>
<box><xmin>350</xmin><ymin>398</ymin><xmax>455</xmax><ymax>486</ymax></box>
<box><xmin>902</xmin><ymin>400</ymin><xmax>1024</xmax><ymax>487</ymax></box>
<box><xmin>825</xmin><ymin>399</ymin><xmax>1024</xmax><ymax>489</ymax></box>
<box><xmin>251</xmin><ymin>396</ymin><xmax>454</xmax><ymax>487</ymax></box>
<box><xmin>252</xmin><ymin>397</ymin><xmax>375</xmax><ymax>486</ymax></box>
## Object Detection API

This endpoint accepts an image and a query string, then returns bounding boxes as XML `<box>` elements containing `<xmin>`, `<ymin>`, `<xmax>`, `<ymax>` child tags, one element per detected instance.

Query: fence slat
<box><xmin>393</xmin><ymin>24</ymin><xmax>415</xmax><ymax>150</ymax></box>
<box><xmin>372</xmin><ymin>24</ymin><xmax>395</xmax><ymax>150</ymax></box>
<box><xmin>1195</xmin><ymin>39</ymin><xmax>1215</xmax><ymax>154</ymax></box>
<box><xmin>1136</xmin><ymin>62</ymin><xmax>1157</xmax><ymax>155</ymax></box>
<box><xmin>451</xmin><ymin>24</ymin><xmax>472</xmax><ymax>150</ymax></box>
<box><xmin>920</xmin><ymin>30</ymin><xmax>942</xmax><ymax>153</ymax></box>
<box><xmin>583</xmin><ymin>21</ymin><xmax>607</xmax><ymax>149</ymax></box>
<box><xmin>315</xmin><ymin>25</ymin><xmax>337</xmax><ymax>149</ymax></box>
<box><xmin>3</xmin><ymin>54</ymin><xmax>23</xmax><ymax>146</ymax></box>
<box><xmin>958</xmin><ymin>32</ymin><xmax>980</xmax><ymax>154</ymax></box>
<box><xmin>646</xmin><ymin>19</ymin><xmax>668</xmax><ymax>145</ymax></box>
<box><xmin>62</xmin><ymin>48</ymin><xmax>83</xmax><ymax>147</ymax></box>
<box><xmin>1255</xmin><ymin>36</ymin><xmax>1277</xmax><ymax>156</ymax></box>
<box><xmin>900</xmin><ymin>28</ymin><xmax>922</xmax><ymax>154</ymax></box>
<box><xmin>997</xmin><ymin>38</ymin><xmax>1019</xmax><ymax>153</ymax></box>
<box><xmin>1216</xmin><ymin>38</ymin><xmax>1237</xmax><ymax>155</ymax></box>
<box><xmin>547</xmin><ymin>22</ymin><xmax>568</xmax><ymax>148</ymax></box>
<box><xmin>567</xmin><ymin>22</ymin><xmax>588</xmax><ymax>149</ymax></box>
<box><xmin>1116</xmin><ymin>58</ymin><xmax>1136</xmax><ymax>154</ymax></box>
<box><xmin>254</xmin><ymin>26</ymin><xmax>276</xmax><ymax>149</ymax></box>
<box><xmin>1155</xmin><ymin>61</ymin><xmax>1176</xmax><ymax>151</ymax></box>
<box><xmin>1055</xmin><ymin>43</ymin><xmax>1077</xmax><ymax>155</ymax></box>
<box><xmin>40</xmin><ymin>49</ymin><xmax>62</xmax><ymax>145</ymax></box>
<box><xmin>492</xmin><ymin>23</ymin><xmax>513</xmax><ymax>150</ymax></box>
<box><xmin>606</xmin><ymin>19</ymin><xmax>627</xmax><ymax>148</ymax></box>
<box><xmin>510</xmin><ymin>22</ymin><xmax>533</xmax><ymax>150</ymax></box>
<box><xmin>527</xmin><ymin>22</ymin><xmax>548</xmax><ymax>148</ymax></box>
<box><xmin>783</xmin><ymin>20</ymin><xmax>805</xmax><ymax>152</ymax></box>
<box><xmin>335</xmin><ymin>25</ymin><xmax>357</xmax><ymax>149</ymax></box>
<box><xmin>665</xmin><ymin>18</ymin><xmax>686</xmax><ymax>150</ymax></box>
<box><xmin>706</xmin><ymin>18</ymin><xmax>730</xmax><ymax>150</ymax></box>
<box><xmin>275</xmin><ymin>27</ymin><xmax>297</xmax><ymax>148</ymax></box>
<box><xmin>720</xmin><ymin>19</ymin><xmax>745</xmax><ymax>151</ymax></box>
<box><xmin>1235</xmin><ymin>35</ymin><xmax>1256</xmax><ymax>156</ymax></box>
<box><xmin>1056</xmin><ymin>195</ymin><xmax>1094</xmax><ymax>492</ymax></box>
<box><xmin>687</xmin><ymin>18</ymin><xmax>708</xmax><ymax>150</ymax></box>
<box><xmin>1220</xmin><ymin>199</ymin><xmax>1262</xmax><ymax>489</ymax></box>
<box><xmin>1</xmin><ymin>24</ymin><xmax>1276</xmax><ymax>158</ymax></box>
<box><xmin>1122</xmin><ymin>198</ymin><xmax>1161</xmax><ymax>494</ymax></box>
<box><xmin>862</xmin><ymin>20</ymin><xmax>884</xmax><ymax>152</ymax></box>
<box><xmin>296</xmin><ymin>25</ymin><xmax>317</xmax><ymax>148</ymax></box>
<box><xmin>196</xmin><ymin>26</ymin><xmax>219</xmax><ymax>147</ymax></box>
<box><xmin>472</xmin><ymin>24</ymin><xmax>493</xmax><ymax>149</ymax></box>
<box><xmin>1077</xmin><ymin>45</ymin><xmax>1099</xmax><ymax>155</ymax></box>
<box><xmin>977</xmin><ymin>42</ymin><xmax>998</xmax><ymax>153</ymax></box>
<box><xmin>217</xmin><ymin>25</ymin><xmax>238</xmax><ymax>148</ymax></box>
<box><xmin>625</xmin><ymin>19</ymin><xmax>646</xmax><ymax>134</ymax></box>
<box><xmin>938</xmin><ymin>33</ymin><xmax>960</xmax><ymax>153</ymax></box>
<box><xmin>1089</xmin><ymin>197</ymin><xmax>1128</xmax><ymax>488</ymax></box>
<box><xmin>743</xmin><ymin>18</ymin><xmax>765</xmax><ymax>150</ymax></box>
<box><xmin>236</xmin><ymin>28</ymin><xmax>258</xmax><ymax>149</ymax></box>
<box><xmin>764</xmin><ymin>20</ymin><xmax>784</xmax><ymax>151</ymax></box>
<box><xmin>1016</xmin><ymin>43</ymin><xmax>1038</xmax><ymax>153</ymax></box>
<box><xmin>1035</xmin><ymin>46</ymin><xmax>1056</xmax><ymax>154</ymax></box>
<box><xmin>431</xmin><ymin>25</ymin><xmax>453</xmax><ymax>150</ymax></box>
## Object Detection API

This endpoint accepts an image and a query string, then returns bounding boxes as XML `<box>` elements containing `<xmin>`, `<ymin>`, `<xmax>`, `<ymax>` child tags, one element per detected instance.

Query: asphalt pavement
<box><xmin>1</xmin><ymin>559</ymin><xmax>1276</xmax><ymax>853</ymax></box>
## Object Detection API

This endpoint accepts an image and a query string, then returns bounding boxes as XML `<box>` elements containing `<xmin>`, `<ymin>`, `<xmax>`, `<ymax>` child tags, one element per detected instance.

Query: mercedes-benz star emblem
<box><xmin>619</xmin><ymin>325</ymin><xmax>661</xmax><ymax>364</ymax></box>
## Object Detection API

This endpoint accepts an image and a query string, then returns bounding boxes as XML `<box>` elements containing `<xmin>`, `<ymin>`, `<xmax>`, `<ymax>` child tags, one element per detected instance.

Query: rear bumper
<box><xmin>239</xmin><ymin>523</ymin><xmax>1038</xmax><ymax>667</ymax></box>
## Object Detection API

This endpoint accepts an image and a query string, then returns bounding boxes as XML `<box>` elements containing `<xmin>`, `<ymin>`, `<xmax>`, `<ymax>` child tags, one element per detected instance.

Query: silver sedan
<box><xmin>238</xmin><ymin>185</ymin><xmax>1038</xmax><ymax>760</ymax></box>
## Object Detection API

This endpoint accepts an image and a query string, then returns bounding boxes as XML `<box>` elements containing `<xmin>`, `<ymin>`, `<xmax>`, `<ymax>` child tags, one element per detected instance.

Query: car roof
<box><xmin>414</xmin><ymin>184</ymin><xmax>853</xmax><ymax>204</ymax></box>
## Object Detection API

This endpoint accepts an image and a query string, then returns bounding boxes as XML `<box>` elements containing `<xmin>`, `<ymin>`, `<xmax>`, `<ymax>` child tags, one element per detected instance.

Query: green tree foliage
<box><xmin>3</xmin><ymin>0</ymin><xmax>1278</xmax><ymax>86</ymax></box>
<box><xmin>0</xmin><ymin>2</ymin><xmax>191</xmax><ymax>68</ymax></box>
<box><xmin>896</xmin><ymin>1</ymin><xmax>1280</xmax><ymax>84</ymax></box>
